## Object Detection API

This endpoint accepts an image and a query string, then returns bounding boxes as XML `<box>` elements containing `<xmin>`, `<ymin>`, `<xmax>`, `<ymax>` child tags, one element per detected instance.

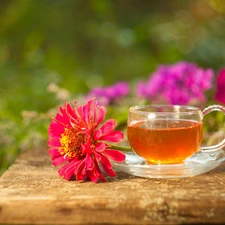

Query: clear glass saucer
<box><xmin>111</xmin><ymin>149</ymin><xmax>225</xmax><ymax>178</ymax></box>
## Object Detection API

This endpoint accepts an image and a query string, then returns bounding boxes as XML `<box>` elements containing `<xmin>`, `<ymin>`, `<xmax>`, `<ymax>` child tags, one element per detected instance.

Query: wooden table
<box><xmin>1</xmin><ymin>148</ymin><xmax>225</xmax><ymax>224</ymax></box>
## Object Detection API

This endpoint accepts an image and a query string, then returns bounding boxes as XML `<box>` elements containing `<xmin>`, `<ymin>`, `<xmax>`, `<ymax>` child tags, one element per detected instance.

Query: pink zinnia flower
<box><xmin>215</xmin><ymin>68</ymin><xmax>225</xmax><ymax>105</ymax></box>
<box><xmin>48</xmin><ymin>99</ymin><xmax>126</xmax><ymax>182</ymax></box>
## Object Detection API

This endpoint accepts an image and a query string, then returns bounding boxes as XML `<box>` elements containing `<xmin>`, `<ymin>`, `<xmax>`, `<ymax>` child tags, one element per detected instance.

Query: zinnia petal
<box><xmin>65</xmin><ymin>102</ymin><xmax>78</xmax><ymax>120</ymax></box>
<box><xmin>95</xmin><ymin>142</ymin><xmax>106</xmax><ymax>152</ymax></box>
<box><xmin>100</xmin><ymin>130</ymin><xmax>124</xmax><ymax>142</ymax></box>
<box><xmin>100</xmin><ymin>155</ymin><xmax>116</xmax><ymax>177</ymax></box>
<box><xmin>48</xmin><ymin>120</ymin><xmax>65</xmax><ymax>138</ymax></box>
<box><xmin>94</xmin><ymin>129</ymin><xmax>102</xmax><ymax>140</ymax></box>
<box><xmin>83</xmin><ymin>99</ymin><xmax>94</xmax><ymax>125</ymax></box>
<box><xmin>52</xmin><ymin>155</ymin><xmax>68</xmax><ymax>166</ymax></box>
<box><xmin>48</xmin><ymin>148</ymin><xmax>61</xmax><ymax>157</ymax></box>
<box><xmin>48</xmin><ymin>138</ymin><xmax>61</xmax><ymax>147</ymax></box>
<box><xmin>85</xmin><ymin>153</ymin><xmax>94</xmax><ymax>169</ymax></box>
<box><xmin>93</xmin><ymin>151</ymin><xmax>102</xmax><ymax>161</ymax></box>
<box><xmin>100</xmin><ymin>119</ymin><xmax>116</xmax><ymax>134</ymax></box>
<box><xmin>58</xmin><ymin>161</ymin><xmax>78</xmax><ymax>180</ymax></box>
<box><xmin>96</xmin><ymin>105</ymin><xmax>106</xmax><ymax>126</ymax></box>
<box><xmin>104</xmin><ymin>149</ymin><xmax>126</xmax><ymax>162</ymax></box>
<box><xmin>58</xmin><ymin>106</ymin><xmax>71</xmax><ymax>125</ymax></box>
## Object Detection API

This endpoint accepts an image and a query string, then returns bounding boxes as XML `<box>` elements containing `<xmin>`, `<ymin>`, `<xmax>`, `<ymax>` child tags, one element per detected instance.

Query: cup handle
<box><xmin>201</xmin><ymin>105</ymin><xmax>225</xmax><ymax>152</ymax></box>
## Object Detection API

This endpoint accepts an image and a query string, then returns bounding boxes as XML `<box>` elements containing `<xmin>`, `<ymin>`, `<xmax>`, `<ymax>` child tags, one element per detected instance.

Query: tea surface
<box><xmin>127</xmin><ymin>119</ymin><xmax>203</xmax><ymax>164</ymax></box>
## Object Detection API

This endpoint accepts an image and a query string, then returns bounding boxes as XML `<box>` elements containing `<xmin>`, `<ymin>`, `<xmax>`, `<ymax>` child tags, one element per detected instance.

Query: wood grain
<box><xmin>1</xmin><ymin>148</ymin><xmax>225</xmax><ymax>224</ymax></box>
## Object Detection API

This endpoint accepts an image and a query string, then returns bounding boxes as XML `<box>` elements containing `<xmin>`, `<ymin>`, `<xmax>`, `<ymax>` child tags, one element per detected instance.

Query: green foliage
<box><xmin>0</xmin><ymin>0</ymin><xmax>225</xmax><ymax>174</ymax></box>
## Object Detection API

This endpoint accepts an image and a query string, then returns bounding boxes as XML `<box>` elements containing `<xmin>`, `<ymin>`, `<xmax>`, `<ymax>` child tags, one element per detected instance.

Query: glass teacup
<box><xmin>127</xmin><ymin>105</ymin><xmax>225</xmax><ymax>164</ymax></box>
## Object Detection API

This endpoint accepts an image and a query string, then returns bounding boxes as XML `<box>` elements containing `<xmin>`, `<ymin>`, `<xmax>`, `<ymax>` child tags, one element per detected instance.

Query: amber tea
<box><xmin>127</xmin><ymin>119</ymin><xmax>203</xmax><ymax>164</ymax></box>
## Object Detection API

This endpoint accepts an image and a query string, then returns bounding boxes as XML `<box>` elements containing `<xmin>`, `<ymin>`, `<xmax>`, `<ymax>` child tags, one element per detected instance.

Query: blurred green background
<box><xmin>1</xmin><ymin>0</ymin><xmax>225</xmax><ymax>174</ymax></box>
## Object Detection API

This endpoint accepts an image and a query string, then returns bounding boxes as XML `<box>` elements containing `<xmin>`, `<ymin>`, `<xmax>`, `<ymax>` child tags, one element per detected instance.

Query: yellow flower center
<box><xmin>59</xmin><ymin>127</ymin><xmax>87</xmax><ymax>159</ymax></box>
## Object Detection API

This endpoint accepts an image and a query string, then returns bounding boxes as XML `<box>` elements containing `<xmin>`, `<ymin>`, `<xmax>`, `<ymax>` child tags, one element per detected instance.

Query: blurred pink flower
<box><xmin>215</xmin><ymin>68</ymin><xmax>225</xmax><ymax>105</ymax></box>
<box><xmin>136</xmin><ymin>61</ymin><xmax>214</xmax><ymax>105</ymax></box>
<box><xmin>48</xmin><ymin>99</ymin><xmax>125</xmax><ymax>182</ymax></box>
<box><xmin>86</xmin><ymin>82</ymin><xmax>130</xmax><ymax>106</ymax></box>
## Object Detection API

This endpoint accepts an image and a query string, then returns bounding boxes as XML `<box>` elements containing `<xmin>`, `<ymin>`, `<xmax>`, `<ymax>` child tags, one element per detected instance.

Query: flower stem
<box><xmin>109</xmin><ymin>144</ymin><xmax>132</xmax><ymax>151</ymax></box>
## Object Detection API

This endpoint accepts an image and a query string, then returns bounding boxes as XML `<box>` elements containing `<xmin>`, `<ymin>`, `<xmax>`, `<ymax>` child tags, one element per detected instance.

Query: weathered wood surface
<box><xmin>1</xmin><ymin>148</ymin><xmax>225</xmax><ymax>225</ymax></box>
